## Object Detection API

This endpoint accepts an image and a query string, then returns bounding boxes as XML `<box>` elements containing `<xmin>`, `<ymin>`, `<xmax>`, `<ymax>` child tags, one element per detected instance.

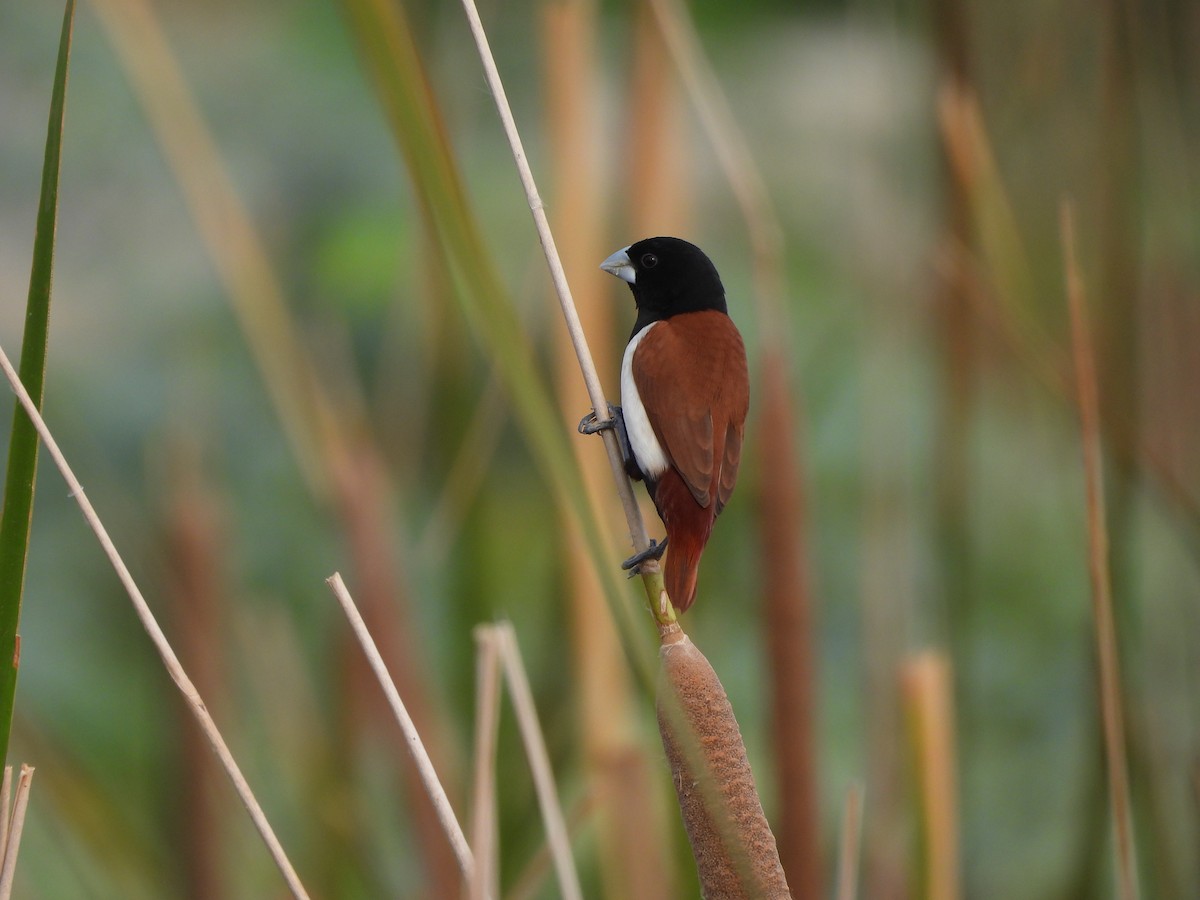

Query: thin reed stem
<box><xmin>0</xmin><ymin>765</ymin><xmax>32</xmax><ymax>900</ymax></box>
<box><xmin>902</xmin><ymin>651</ymin><xmax>960</xmax><ymax>900</ymax></box>
<box><xmin>0</xmin><ymin>768</ymin><xmax>10</xmax><ymax>860</ymax></box>
<box><xmin>0</xmin><ymin>343</ymin><xmax>310</xmax><ymax>900</ymax></box>
<box><xmin>1061</xmin><ymin>201</ymin><xmax>1140</xmax><ymax>900</ymax></box>
<box><xmin>325</xmin><ymin>573</ymin><xmax>474</xmax><ymax>878</ymax></box>
<box><xmin>456</xmin><ymin>0</ymin><xmax>653</xmax><ymax>570</ymax></box>
<box><xmin>470</xmin><ymin>627</ymin><xmax>503</xmax><ymax>900</ymax></box>
<box><xmin>497</xmin><ymin>623</ymin><xmax>584</xmax><ymax>900</ymax></box>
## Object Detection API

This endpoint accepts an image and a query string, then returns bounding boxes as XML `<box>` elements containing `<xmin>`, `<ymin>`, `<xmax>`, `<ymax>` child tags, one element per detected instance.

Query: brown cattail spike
<box><xmin>658</xmin><ymin>630</ymin><xmax>791</xmax><ymax>899</ymax></box>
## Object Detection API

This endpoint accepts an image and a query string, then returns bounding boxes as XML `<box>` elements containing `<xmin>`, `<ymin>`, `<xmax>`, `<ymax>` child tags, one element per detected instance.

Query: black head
<box><xmin>600</xmin><ymin>236</ymin><xmax>727</xmax><ymax>334</ymax></box>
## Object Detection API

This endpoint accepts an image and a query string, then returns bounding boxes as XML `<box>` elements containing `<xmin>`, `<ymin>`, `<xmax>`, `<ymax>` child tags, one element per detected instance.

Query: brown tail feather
<box><xmin>665</xmin><ymin>541</ymin><xmax>703</xmax><ymax>613</ymax></box>
<box><xmin>653</xmin><ymin>469</ymin><xmax>716</xmax><ymax>613</ymax></box>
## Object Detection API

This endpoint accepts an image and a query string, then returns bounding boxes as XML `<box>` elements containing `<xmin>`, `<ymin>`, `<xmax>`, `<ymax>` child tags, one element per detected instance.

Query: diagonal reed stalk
<box><xmin>453</xmin><ymin>0</ymin><xmax>658</xmax><ymax>604</ymax></box>
<box><xmin>325</xmin><ymin>573</ymin><xmax>474</xmax><ymax>877</ymax></box>
<box><xmin>0</xmin><ymin>344</ymin><xmax>310</xmax><ymax>900</ymax></box>
<box><xmin>91</xmin><ymin>5</ymin><xmax>466</xmax><ymax>885</ymax></box>
<box><xmin>88</xmin><ymin>0</ymin><xmax>339</xmax><ymax>500</ymax></box>
<box><xmin>330</xmin><ymin>571</ymin><xmax>585</xmax><ymax>899</ymax></box>
<box><xmin>339</xmin><ymin>0</ymin><xmax>658</xmax><ymax>682</ymax></box>
<box><xmin>1060</xmin><ymin>201</ymin><xmax>1140</xmax><ymax>900</ymax></box>
<box><xmin>643</xmin><ymin>0</ymin><xmax>787</xmax><ymax>332</ymax></box>
<box><xmin>938</xmin><ymin>85</ymin><xmax>1200</xmax><ymax>563</ymax></box>
<box><xmin>0</xmin><ymin>0</ymin><xmax>74</xmax><ymax>770</ymax></box>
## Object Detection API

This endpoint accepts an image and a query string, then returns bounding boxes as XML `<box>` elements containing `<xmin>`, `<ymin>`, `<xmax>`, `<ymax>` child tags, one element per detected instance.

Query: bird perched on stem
<box><xmin>580</xmin><ymin>237</ymin><xmax>749</xmax><ymax>613</ymax></box>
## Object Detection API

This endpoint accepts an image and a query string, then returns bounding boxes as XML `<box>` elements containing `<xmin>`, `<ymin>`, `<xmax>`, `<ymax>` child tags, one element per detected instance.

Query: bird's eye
<box><xmin>640</xmin><ymin>253</ymin><xmax>658</xmax><ymax>269</ymax></box>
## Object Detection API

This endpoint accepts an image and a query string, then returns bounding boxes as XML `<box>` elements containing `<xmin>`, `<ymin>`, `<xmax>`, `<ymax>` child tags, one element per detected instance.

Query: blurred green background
<box><xmin>2</xmin><ymin>0</ymin><xmax>1198</xmax><ymax>897</ymax></box>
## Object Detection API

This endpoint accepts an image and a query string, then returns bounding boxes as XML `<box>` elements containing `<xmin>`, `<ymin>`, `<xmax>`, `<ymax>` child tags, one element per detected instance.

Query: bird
<box><xmin>580</xmin><ymin>236</ymin><xmax>749</xmax><ymax>613</ymax></box>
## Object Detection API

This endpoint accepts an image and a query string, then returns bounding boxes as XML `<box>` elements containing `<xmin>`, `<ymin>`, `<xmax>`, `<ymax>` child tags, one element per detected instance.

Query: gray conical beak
<box><xmin>599</xmin><ymin>246</ymin><xmax>636</xmax><ymax>285</ymax></box>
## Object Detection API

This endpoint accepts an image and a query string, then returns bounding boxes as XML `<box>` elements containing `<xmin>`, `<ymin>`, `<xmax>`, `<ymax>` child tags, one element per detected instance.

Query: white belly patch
<box><xmin>621</xmin><ymin>323</ymin><xmax>669</xmax><ymax>479</ymax></box>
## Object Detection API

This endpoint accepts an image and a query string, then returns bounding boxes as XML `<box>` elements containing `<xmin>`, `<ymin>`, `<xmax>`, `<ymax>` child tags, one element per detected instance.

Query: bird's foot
<box><xmin>578</xmin><ymin>403</ymin><xmax>621</xmax><ymax>435</ymax></box>
<box><xmin>621</xmin><ymin>537</ymin><xmax>668</xmax><ymax>575</ymax></box>
<box><xmin>579</xmin><ymin>404</ymin><xmax>641</xmax><ymax>479</ymax></box>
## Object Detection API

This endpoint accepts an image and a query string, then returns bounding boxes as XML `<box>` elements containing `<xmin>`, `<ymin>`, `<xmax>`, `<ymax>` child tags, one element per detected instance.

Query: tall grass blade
<box><xmin>1061</xmin><ymin>201</ymin><xmax>1141</xmax><ymax>900</ymax></box>
<box><xmin>0</xmin><ymin>0</ymin><xmax>75</xmax><ymax>768</ymax></box>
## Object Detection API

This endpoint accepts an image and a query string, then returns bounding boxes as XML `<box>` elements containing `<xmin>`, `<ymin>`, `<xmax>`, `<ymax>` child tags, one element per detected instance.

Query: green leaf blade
<box><xmin>0</xmin><ymin>0</ymin><xmax>76</xmax><ymax>767</ymax></box>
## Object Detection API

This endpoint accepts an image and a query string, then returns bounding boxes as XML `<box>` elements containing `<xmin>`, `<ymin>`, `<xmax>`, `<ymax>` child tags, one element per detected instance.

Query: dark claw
<box><xmin>578</xmin><ymin>406</ymin><xmax>616</xmax><ymax>435</ymax></box>
<box><xmin>621</xmin><ymin>537</ymin><xmax>668</xmax><ymax>574</ymax></box>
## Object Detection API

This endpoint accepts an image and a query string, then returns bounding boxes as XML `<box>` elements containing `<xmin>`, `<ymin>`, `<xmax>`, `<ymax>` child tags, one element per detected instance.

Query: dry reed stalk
<box><xmin>938</xmin><ymin>90</ymin><xmax>1200</xmax><ymax>548</ymax></box>
<box><xmin>0</xmin><ymin>343</ymin><xmax>310</xmax><ymax>899</ymax></box>
<box><xmin>0</xmin><ymin>764</ymin><xmax>32</xmax><ymax>900</ymax></box>
<box><xmin>931</xmin><ymin>0</ymin><xmax>976</xmax><ymax>651</ymax></box>
<box><xmin>89</xmin><ymin>0</ymin><xmax>338</xmax><ymax>499</ymax></box>
<box><xmin>330</xmin><ymin>440</ymin><xmax>462</xmax><ymax>894</ymax></box>
<box><xmin>496</xmin><ymin>623</ymin><xmax>584</xmax><ymax>900</ymax></box>
<box><xmin>505</xmin><ymin>792</ymin><xmax>594</xmax><ymax>900</ymax></box>
<box><xmin>1096</xmin><ymin>0</ymin><xmax>1140</xmax><ymax>465</ymax></box>
<box><xmin>325</xmin><ymin>573</ymin><xmax>474</xmax><ymax>879</ymax></box>
<box><xmin>624</xmin><ymin>0</ymin><xmax>692</xmax><ymax>543</ymax></box>
<box><xmin>456</xmin><ymin>0</ymin><xmax>656</xmax><ymax>585</ymax></box>
<box><xmin>1061</xmin><ymin>202</ymin><xmax>1141</xmax><ymax>900</ymax></box>
<box><xmin>163</xmin><ymin>442</ymin><xmax>228</xmax><ymax>900</ymax></box>
<box><xmin>860</xmin><ymin>326</ymin><xmax>913</xmax><ymax>900</ymax></box>
<box><xmin>835</xmin><ymin>781</ymin><xmax>865</xmax><ymax>900</ymax></box>
<box><xmin>935</xmin><ymin>83</ymin><xmax>1040</xmax><ymax>355</ymax></box>
<box><xmin>543</xmin><ymin>2</ymin><xmax>672</xmax><ymax>895</ymax></box>
<box><xmin>470</xmin><ymin>627</ymin><xmax>503</xmax><ymax>900</ymax></box>
<box><xmin>901</xmin><ymin>651</ymin><xmax>960</xmax><ymax>900</ymax></box>
<box><xmin>626</xmin><ymin>0</ymin><xmax>691</xmax><ymax>237</ymax></box>
<box><xmin>658</xmin><ymin>629</ymin><xmax>791</xmax><ymax>899</ymax></box>
<box><xmin>0</xmin><ymin>768</ymin><xmax>10</xmax><ymax>864</ymax></box>
<box><xmin>92</xmin><ymin>4</ymin><xmax>464</xmax><ymax>882</ymax></box>
<box><xmin>758</xmin><ymin>350</ymin><xmax>821</xmax><ymax>897</ymax></box>
<box><xmin>643</xmin><ymin>0</ymin><xmax>787</xmax><ymax>333</ymax></box>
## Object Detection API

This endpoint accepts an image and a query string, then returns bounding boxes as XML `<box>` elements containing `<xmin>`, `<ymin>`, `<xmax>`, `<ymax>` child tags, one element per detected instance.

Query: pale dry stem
<box><xmin>470</xmin><ymin>627</ymin><xmax>503</xmax><ymax>900</ymax></box>
<box><xmin>0</xmin><ymin>764</ymin><xmax>32</xmax><ymax>900</ymax></box>
<box><xmin>0</xmin><ymin>343</ymin><xmax>310</xmax><ymax>900</ymax></box>
<box><xmin>496</xmin><ymin>623</ymin><xmax>584</xmax><ymax>900</ymax></box>
<box><xmin>325</xmin><ymin>573</ymin><xmax>474</xmax><ymax>878</ymax></box>
<box><xmin>457</xmin><ymin>0</ymin><xmax>654</xmax><ymax>570</ymax></box>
